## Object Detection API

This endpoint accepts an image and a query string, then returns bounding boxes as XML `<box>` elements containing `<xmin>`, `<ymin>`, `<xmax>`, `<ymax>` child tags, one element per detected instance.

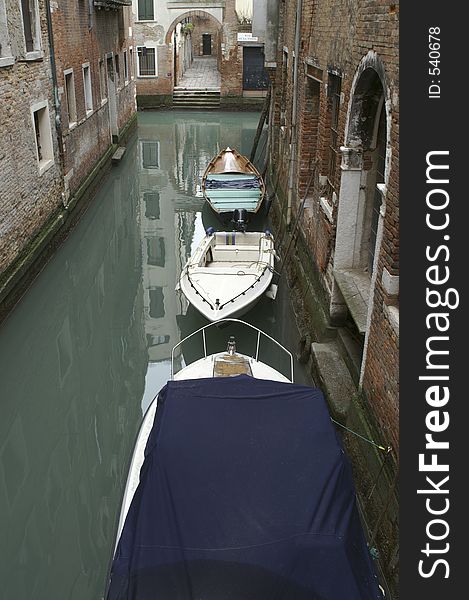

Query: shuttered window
<box><xmin>138</xmin><ymin>0</ymin><xmax>154</xmax><ymax>21</ymax></box>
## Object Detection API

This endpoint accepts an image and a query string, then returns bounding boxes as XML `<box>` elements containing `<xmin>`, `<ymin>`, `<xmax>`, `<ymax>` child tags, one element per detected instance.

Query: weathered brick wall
<box><xmin>191</xmin><ymin>16</ymin><xmax>220</xmax><ymax>57</ymax></box>
<box><xmin>51</xmin><ymin>4</ymin><xmax>136</xmax><ymax>195</ymax></box>
<box><xmin>0</xmin><ymin>0</ymin><xmax>63</xmax><ymax>273</ymax></box>
<box><xmin>219</xmin><ymin>0</ymin><xmax>242</xmax><ymax>97</ymax></box>
<box><xmin>269</xmin><ymin>1</ymin><xmax>399</xmax><ymax>590</ymax></box>
<box><xmin>270</xmin><ymin>0</ymin><xmax>399</xmax><ymax>446</ymax></box>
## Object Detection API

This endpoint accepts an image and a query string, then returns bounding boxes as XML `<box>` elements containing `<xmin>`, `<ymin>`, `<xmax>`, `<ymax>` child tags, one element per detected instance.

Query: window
<box><xmin>147</xmin><ymin>237</ymin><xmax>165</xmax><ymax>267</ymax></box>
<box><xmin>137</xmin><ymin>0</ymin><xmax>154</xmax><ymax>21</ymax></box>
<box><xmin>123</xmin><ymin>50</ymin><xmax>128</xmax><ymax>82</ymax></box>
<box><xmin>149</xmin><ymin>288</ymin><xmax>165</xmax><ymax>319</ymax></box>
<box><xmin>325</xmin><ymin>73</ymin><xmax>342</xmax><ymax>200</ymax></box>
<box><xmin>144</xmin><ymin>191</ymin><xmax>160</xmax><ymax>219</ymax></box>
<box><xmin>31</xmin><ymin>101</ymin><xmax>54</xmax><ymax>174</ymax></box>
<box><xmin>280</xmin><ymin>49</ymin><xmax>288</xmax><ymax>128</ymax></box>
<box><xmin>137</xmin><ymin>46</ymin><xmax>156</xmax><ymax>77</ymax></box>
<box><xmin>114</xmin><ymin>54</ymin><xmax>120</xmax><ymax>87</ymax></box>
<box><xmin>20</xmin><ymin>0</ymin><xmax>41</xmax><ymax>56</ymax></box>
<box><xmin>129</xmin><ymin>47</ymin><xmax>134</xmax><ymax>79</ymax></box>
<box><xmin>0</xmin><ymin>2</ymin><xmax>13</xmax><ymax>66</ymax></box>
<box><xmin>99</xmin><ymin>58</ymin><xmax>107</xmax><ymax>102</ymax></box>
<box><xmin>140</xmin><ymin>141</ymin><xmax>160</xmax><ymax>169</ymax></box>
<box><xmin>64</xmin><ymin>69</ymin><xmax>77</xmax><ymax>127</ymax></box>
<box><xmin>83</xmin><ymin>63</ymin><xmax>93</xmax><ymax>114</ymax></box>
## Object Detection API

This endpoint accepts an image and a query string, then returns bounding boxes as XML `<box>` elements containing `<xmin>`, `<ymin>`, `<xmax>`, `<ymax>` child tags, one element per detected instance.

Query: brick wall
<box><xmin>0</xmin><ymin>0</ymin><xmax>64</xmax><ymax>273</ymax></box>
<box><xmin>268</xmin><ymin>0</ymin><xmax>399</xmax><ymax>591</ymax></box>
<box><xmin>191</xmin><ymin>16</ymin><xmax>220</xmax><ymax>57</ymax></box>
<box><xmin>51</xmin><ymin>3</ymin><xmax>136</xmax><ymax>196</ymax></box>
<box><xmin>270</xmin><ymin>0</ymin><xmax>399</xmax><ymax>446</ymax></box>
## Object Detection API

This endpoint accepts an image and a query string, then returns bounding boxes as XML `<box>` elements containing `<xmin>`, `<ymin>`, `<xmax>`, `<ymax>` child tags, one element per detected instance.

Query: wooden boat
<box><xmin>105</xmin><ymin>320</ymin><xmax>384</xmax><ymax>600</ymax></box>
<box><xmin>177</xmin><ymin>229</ymin><xmax>276</xmax><ymax>322</ymax></box>
<box><xmin>202</xmin><ymin>147</ymin><xmax>266</xmax><ymax>229</ymax></box>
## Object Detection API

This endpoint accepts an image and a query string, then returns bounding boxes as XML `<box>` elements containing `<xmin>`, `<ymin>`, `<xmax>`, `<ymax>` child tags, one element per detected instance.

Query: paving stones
<box><xmin>176</xmin><ymin>57</ymin><xmax>221</xmax><ymax>90</ymax></box>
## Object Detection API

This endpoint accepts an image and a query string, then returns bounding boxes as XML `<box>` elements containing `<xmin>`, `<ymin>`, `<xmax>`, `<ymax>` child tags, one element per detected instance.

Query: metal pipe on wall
<box><xmin>286</xmin><ymin>0</ymin><xmax>303</xmax><ymax>225</ymax></box>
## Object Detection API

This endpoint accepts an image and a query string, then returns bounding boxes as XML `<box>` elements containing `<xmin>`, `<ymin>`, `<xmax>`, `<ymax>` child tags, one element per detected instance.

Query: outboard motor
<box><xmin>227</xmin><ymin>336</ymin><xmax>237</xmax><ymax>355</ymax></box>
<box><xmin>232</xmin><ymin>208</ymin><xmax>248</xmax><ymax>232</ymax></box>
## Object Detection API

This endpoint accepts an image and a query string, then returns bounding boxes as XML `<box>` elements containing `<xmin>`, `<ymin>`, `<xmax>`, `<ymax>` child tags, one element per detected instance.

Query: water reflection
<box><xmin>137</xmin><ymin>110</ymin><xmax>264</xmax><ymax>407</ymax></box>
<box><xmin>0</xmin><ymin>110</ymin><xmax>306</xmax><ymax>600</ymax></box>
<box><xmin>0</xmin><ymin>137</ymin><xmax>146</xmax><ymax>599</ymax></box>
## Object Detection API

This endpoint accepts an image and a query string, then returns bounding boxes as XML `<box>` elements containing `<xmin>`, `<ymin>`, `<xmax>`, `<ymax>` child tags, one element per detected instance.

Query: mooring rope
<box><xmin>330</xmin><ymin>418</ymin><xmax>391</xmax><ymax>453</ymax></box>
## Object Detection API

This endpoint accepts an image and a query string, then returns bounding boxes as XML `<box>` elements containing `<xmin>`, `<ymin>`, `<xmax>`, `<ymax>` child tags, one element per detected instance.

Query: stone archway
<box><xmin>330</xmin><ymin>51</ymin><xmax>392</xmax><ymax>334</ymax></box>
<box><xmin>165</xmin><ymin>10</ymin><xmax>223</xmax><ymax>88</ymax></box>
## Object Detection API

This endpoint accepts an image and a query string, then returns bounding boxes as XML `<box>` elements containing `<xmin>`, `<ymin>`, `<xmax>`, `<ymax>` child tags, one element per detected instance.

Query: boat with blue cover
<box><xmin>105</xmin><ymin>320</ymin><xmax>384</xmax><ymax>600</ymax></box>
<box><xmin>202</xmin><ymin>147</ymin><xmax>265</xmax><ymax>230</ymax></box>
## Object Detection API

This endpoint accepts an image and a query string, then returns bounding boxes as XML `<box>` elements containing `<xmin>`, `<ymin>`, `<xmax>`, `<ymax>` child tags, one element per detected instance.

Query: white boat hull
<box><xmin>179</xmin><ymin>231</ymin><xmax>276</xmax><ymax>322</ymax></box>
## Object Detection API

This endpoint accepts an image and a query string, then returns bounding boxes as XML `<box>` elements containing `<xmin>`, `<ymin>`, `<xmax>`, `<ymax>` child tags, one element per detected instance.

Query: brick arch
<box><xmin>165</xmin><ymin>10</ymin><xmax>223</xmax><ymax>45</ymax></box>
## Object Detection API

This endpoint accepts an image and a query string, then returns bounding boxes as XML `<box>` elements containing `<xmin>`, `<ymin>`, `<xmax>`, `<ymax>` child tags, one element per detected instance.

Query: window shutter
<box><xmin>138</xmin><ymin>0</ymin><xmax>154</xmax><ymax>21</ymax></box>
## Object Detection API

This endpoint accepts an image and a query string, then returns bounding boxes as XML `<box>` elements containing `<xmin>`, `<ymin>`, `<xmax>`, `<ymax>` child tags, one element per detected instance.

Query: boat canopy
<box><xmin>106</xmin><ymin>376</ymin><xmax>382</xmax><ymax>600</ymax></box>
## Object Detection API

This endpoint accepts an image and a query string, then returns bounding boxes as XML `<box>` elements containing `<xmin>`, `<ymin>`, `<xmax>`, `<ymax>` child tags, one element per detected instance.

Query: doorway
<box><xmin>202</xmin><ymin>34</ymin><xmax>212</xmax><ymax>56</ymax></box>
<box><xmin>242</xmin><ymin>46</ymin><xmax>269</xmax><ymax>90</ymax></box>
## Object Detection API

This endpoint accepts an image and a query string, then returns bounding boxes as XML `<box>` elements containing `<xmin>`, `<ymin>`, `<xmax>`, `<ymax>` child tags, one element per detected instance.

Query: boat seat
<box><xmin>207</xmin><ymin>190</ymin><xmax>261</xmax><ymax>198</ymax></box>
<box><xmin>212</xmin><ymin>245</ymin><xmax>260</xmax><ymax>262</ymax></box>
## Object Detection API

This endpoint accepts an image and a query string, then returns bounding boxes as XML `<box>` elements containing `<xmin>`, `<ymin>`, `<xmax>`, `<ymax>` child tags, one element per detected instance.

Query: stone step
<box><xmin>174</xmin><ymin>87</ymin><xmax>221</xmax><ymax>93</ymax></box>
<box><xmin>173</xmin><ymin>94</ymin><xmax>220</xmax><ymax>100</ymax></box>
<box><xmin>173</xmin><ymin>95</ymin><xmax>220</xmax><ymax>100</ymax></box>
<box><xmin>173</xmin><ymin>103</ymin><xmax>220</xmax><ymax>109</ymax></box>
<box><xmin>173</xmin><ymin>86</ymin><xmax>221</xmax><ymax>109</ymax></box>
<box><xmin>111</xmin><ymin>146</ymin><xmax>126</xmax><ymax>164</ymax></box>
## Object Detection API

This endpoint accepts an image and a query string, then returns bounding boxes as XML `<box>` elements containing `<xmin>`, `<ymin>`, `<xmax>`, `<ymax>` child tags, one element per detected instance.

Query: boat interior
<box><xmin>195</xmin><ymin>232</ymin><xmax>272</xmax><ymax>267</ymax></box>
<box><xmin>204</xmin><ymin>174</ymin><xmax>262</xmax><ymax>212</ymax></box>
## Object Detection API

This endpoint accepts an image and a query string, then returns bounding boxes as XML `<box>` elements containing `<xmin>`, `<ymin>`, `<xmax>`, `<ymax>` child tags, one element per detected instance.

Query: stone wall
<box><xmin>0</xmin><ymin>0</ymin><xmax>64</xmax><ymax>274</ymax></box>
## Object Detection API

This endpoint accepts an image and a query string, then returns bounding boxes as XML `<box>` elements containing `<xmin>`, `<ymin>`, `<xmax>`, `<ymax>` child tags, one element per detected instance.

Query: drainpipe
<box><xmin>45</xmin><ymin>0</ymin><xmax>65</xmax><ymax>176</ymax></box>
<box><xmin>286</xmin><ymin>0</ymin><xmax>303</xmax><ymax>225</ymax></box>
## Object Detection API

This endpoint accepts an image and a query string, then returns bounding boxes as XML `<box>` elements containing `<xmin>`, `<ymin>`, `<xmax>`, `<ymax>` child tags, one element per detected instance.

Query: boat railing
<box><xmin>171</xmin><ymin>318</ymin><xmax>294</xmax><ymax>382</ymax></box>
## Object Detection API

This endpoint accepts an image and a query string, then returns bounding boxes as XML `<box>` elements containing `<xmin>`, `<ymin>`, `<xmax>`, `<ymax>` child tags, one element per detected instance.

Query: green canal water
<box><xmin>0</xmin><ymin>111</ymin><xmax>310</xmax><ymax>600</ymax></box>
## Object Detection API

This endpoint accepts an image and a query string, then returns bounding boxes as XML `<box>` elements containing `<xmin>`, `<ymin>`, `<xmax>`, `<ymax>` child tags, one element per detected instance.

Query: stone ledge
<box><xmin>310</xmin><ymin>340</ymin><xmax>357</xmax><ymax>423</ymax></box>
<box><xmin>334</xmin><ymin>268</ymin><xmax>371</xmax><ymax>334</ymax></box>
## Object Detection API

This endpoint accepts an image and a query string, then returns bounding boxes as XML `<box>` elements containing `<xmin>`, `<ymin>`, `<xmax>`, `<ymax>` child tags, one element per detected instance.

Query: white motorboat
<box><xmin>112</xmin><ymin>319</ymin><xmax>293</xmax><ymax>557</ymax></box>
<box><xmin>178</xmin><ymin>230</ymin><xmax>276</xmax><ymax>321</ymax></box>
<box><xmin>105</xmin><ymin>320</ymin><xmax>383</xmax><ymax>600</ymax></box>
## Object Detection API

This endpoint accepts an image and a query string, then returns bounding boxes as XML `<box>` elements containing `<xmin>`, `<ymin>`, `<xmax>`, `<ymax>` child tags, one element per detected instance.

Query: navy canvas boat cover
<box><xmin>106</xmin><ymin>375</ymin><xmax>383</xmax><ymax>600</ymax></box>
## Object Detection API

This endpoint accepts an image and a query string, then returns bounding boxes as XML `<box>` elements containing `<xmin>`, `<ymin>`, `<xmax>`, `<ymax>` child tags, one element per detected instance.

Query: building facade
<box><xmin>0</xmin><ymin>0</ymin><xmax>64</xmax><ymax>282</ymax></box>
<box><xmin>260</xmin><ymin>0</ymin><xmax>399</xmax><ymax>593</ymax></box>
<box><xmin>131</xmin><ymin>0</ymin><xmax>268</xmax><ymax>108</ymax></box>
<box><xmin>0</xmin><ymin>0</ymin><xmax>137</xmax><ymax>320</ymax></box>
<box><xmin>51</xmin><ymin>0</ymin><xmax>137</xmax><ymax>200</ymax></box>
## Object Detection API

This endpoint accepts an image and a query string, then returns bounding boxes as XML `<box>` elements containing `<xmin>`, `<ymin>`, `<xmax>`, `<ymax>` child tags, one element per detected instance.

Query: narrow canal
<box><xmin>0</xmin><ymin>111</ymin><xmax>311</xmax><ymax>600</ymax></box>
